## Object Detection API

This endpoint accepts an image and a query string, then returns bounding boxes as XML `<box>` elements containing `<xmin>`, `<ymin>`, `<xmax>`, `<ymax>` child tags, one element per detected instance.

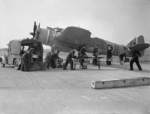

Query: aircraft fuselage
<box><xmin>35</xmin><ymin>26</ymin><xmax>129</xmax><ymax>56</ymax></box>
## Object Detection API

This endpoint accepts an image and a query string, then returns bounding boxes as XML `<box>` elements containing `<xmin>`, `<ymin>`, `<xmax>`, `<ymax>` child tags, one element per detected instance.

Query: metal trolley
<box><xmin>73</xmin><ymin>57</ymin><xmax>104</xmax><ymax>70</ymax></box>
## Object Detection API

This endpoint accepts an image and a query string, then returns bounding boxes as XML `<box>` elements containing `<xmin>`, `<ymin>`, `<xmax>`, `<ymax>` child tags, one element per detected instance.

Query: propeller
<box><xmin>30</xmin><ymin>21</ymin><xmax>38</xmax><ymax>38</ymax></box>
<box><xmin>33</xmin><ymin>21</ymin><xmax>37</xmax><ymax>37</ymax></box>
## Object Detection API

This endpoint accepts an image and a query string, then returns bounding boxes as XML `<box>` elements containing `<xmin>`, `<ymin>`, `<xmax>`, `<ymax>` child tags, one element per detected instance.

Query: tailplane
<box><xmin>127</xmin><ymin>35</ymin><xmax>145</xmax><ymax>47</ymax></box>
<box><xmin>126</xmin><ymin>35</ymin><xmax>150</xmax><ymax>57</ymax></box>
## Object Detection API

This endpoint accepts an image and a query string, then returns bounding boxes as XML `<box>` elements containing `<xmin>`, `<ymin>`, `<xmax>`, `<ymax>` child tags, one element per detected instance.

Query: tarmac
<box><xmin>0</xmin><ymin>62</ymin><xmax>150</xmax><ymax>114</ymax></box>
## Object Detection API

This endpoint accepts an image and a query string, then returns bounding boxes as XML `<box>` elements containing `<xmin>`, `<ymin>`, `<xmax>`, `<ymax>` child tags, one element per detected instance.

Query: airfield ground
<box><xmin>0</xmin><ymin>61</ymin><xmax>150</xmax><ymax>114</ymax></box>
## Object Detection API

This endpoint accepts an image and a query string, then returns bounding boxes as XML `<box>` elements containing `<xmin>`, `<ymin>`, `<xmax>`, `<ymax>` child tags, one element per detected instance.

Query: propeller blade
<box><xmin>33</xmin><ymin>21</ymin><xmax>37</xmax><ymax>37</ymax></box>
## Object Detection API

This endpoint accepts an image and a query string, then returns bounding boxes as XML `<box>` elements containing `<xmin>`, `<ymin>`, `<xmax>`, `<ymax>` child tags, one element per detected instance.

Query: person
<box><xmin>119</xmin><ymin>52</ymin><xmax>126</xmax><ymax>65</ymax></box>
<box><xmin>44</xmin><ymin>51</ymin><xmax>52</xmax><ymax>69</ymax></box>
<box><xmin>78</xmin><ymin>44</ymin><xmax>87</xmax><ymax>69</ymax></box>
<box><xmin>44</xmin><ymin>50</ymin><xmax>60</xmax><ymax>69</ymax></box>
<box><xmin>20</xmin><ymin>46</ymin><xmax>25</xmax><ymax>56</ymax></box>
<box><xmin>21</xmin><ymin>48</ymin><xmax>34</xmax><ymax>71</ymax></box>
<box><xmin>129</xmin><ymin>48</ymin><xmax>142</xmax><ymax>71</ymax></box>
<box><xmin>63</xmin><ymin>49</ymin><xmax>77</xmax><ymax>70</ymax></box>
<box><xmin>31</xmin><ymin>42</ymin><xmax>43</xmax><ymax>62</ymax></box>
<box><xmin>93</xmin><ymin>45</ymin><xmax>98</xmax><ymax>65</ymax></box>
<box><xmin>51</xmin><ymin>50</ymin><xmax>60</xmax><ymax>68</ymax></box>
<box><xmin>106</xmin><ymin>45</ymin><xmax>113</xmax><ymax>65</ymax></box>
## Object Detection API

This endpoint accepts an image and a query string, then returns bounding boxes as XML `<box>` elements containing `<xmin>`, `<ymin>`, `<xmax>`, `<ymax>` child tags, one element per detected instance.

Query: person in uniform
<box><xmin>78</xmin><ymin>44</ymin><xmax>87</xmax><ymax>69</ymax></box>
<box><xmin>119</xmin><ymin>52</ymin><xmax>126</xmax><ymax>65</ymax></box>
<box><xmin>106</xmin><ymin>45</ymin><xmax>113</xmax><ymax>65</ymax></box>
<box><xmin>51</xmin><ymin>50</ymin><xmax>60</xmax><ymax>68</ymax></box>
<box><xmin>30</xmin><ymin>42</ymin><xmax>43</xmax><ymax>62</ymax></box>
<box><xmin>63</xmin><ymin>49</ymin><xmax>77</xmax><ymax>70</ymax></box>
<box><xmin>93</xmin><ymin>45</ymin><xmax>98</xmax><ymax>66</ymax></box>
<box><xmin>129</xmin><ymin>48</ymin><xmax>142</xmax><ymax>71</ymax></box>
<box><xmin>45</xmin><ymin>50</ymin><xmax>60</xmax><ymax>69</ymax></box>
<box><xmin>21</xmin><ymin>48</ymin><xmax>34</xmax><ymax>71</ymax></box>
<box><xmin>44</xmin><ymin>51</ymin><xmax>52</xmax><ymax>69</ymax></box>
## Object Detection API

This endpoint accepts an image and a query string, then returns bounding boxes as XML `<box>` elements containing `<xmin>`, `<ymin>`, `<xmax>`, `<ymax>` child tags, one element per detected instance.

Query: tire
<box><xmin>1</xmin><ymin>59</ymin><xmax>5</xmax><ymax>67</ymax></box>
<box><xmin>14</xmin><ymin>60</ymin><xmax>20</xmax><ymax>70</ymax></box>
<box><xmin>1</xmin><ymin>62</ymin><xmax>5</xmax><ymax>67</ymax></box>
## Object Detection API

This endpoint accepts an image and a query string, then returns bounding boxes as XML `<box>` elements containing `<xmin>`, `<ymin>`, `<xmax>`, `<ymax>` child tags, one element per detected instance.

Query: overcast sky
<box><xmin>0</xmin><ymin>0</ymin><xmax>150</xmax><ymax>48</ymax></box>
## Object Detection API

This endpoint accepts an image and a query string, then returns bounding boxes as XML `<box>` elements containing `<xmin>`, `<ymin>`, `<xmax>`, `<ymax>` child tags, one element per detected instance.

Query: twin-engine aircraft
<box><xmin>31</xmin><ymin>22</ymin><xmax>150</xmax><ymax>57</ymax></box>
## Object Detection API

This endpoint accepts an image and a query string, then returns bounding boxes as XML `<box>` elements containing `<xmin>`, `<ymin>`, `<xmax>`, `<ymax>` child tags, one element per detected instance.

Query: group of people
<box><xmin>38</xmin><ymin>44</ymin><xmax>143</xmax><ymax>71</ymax></box>
<box><xmin>104</xmin><ymin>43</ymin><xmax>142</xmax><ymax>71</ymax></box>
<box><xmin>44</xmin><ymin>44</ymin><xmax>99</xmax><ymax>70</ymax></box>
<box><xmin>44</xmin><ymin>48</ymin><xmax>79</xmax><ymax>70</ymax></box>
<box><xmin>63</xmin><ymin>44</ymin><xmax>101</xmax><ymax>70</ymax></box>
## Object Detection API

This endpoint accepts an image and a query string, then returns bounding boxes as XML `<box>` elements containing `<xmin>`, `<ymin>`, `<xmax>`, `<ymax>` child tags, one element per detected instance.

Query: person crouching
<box><xmin>21</xmin><ymin>48</ymin><xmax>34</xmax><ymax>71</ymax></box>
<box><xmin>63</xmin><ymin>49</ymin><xmax>77</xmax><ymax>70</ymax></box>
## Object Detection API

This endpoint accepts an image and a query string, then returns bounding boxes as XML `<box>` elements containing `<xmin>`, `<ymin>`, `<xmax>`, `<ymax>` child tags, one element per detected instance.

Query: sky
<box><xmin>0</xmin><ymin>0</ymin><xmax>150</xmax><ymax>48</ymax></box>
